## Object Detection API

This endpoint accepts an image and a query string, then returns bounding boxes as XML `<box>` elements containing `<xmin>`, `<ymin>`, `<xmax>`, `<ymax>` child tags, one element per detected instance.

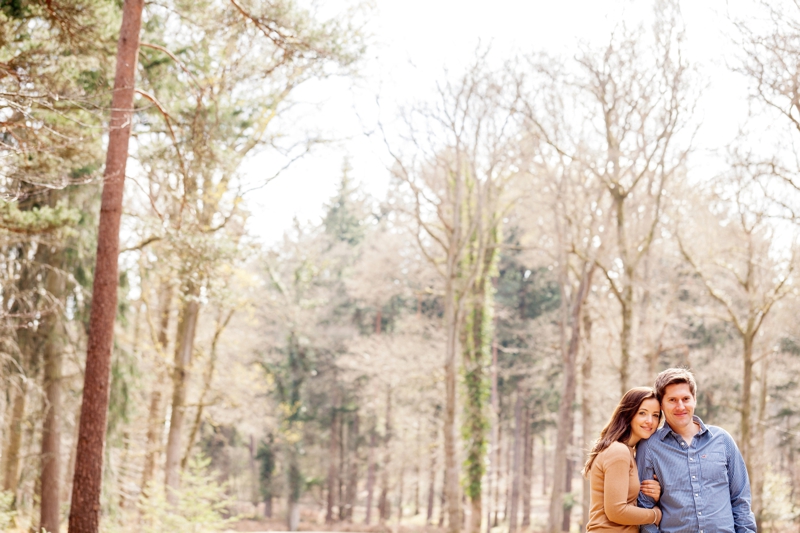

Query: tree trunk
<box><xmin>39</xmin><ymin>264</ymin><xmax>66</xmax><ymax>533</ymax></box>
<box><xmin>339</xmin><ymin>411</ymin><xmax>346</xmax><ymax>521</ymax></box>
<box><xmin>509</xmin><ymin>388</ymin><xmax>523</xmax><ymax>533</ymax></box>
<box><xmin>740</xmin><ymin>333</ymin><xmax>754</xmax><ymax>473</ymax></box>
<box><xmin>549</xmin><ymin>263</ymin><xmax>594</xmax><ymax>533</ymax></box>
<box><xmin>486</xmin><ymin>332</ymin><xmax>499</xmax><ymax>533</ymax></box>
<box><xmin>522</xmin><ymin>407</ymin><xmax>533</xmax><ymax>528</ymax></box>
<box><xmin>581</xmin><ymin>313</ymin><xmax>593</xmax><ymax>532</ymax></box>
<box><xmin>397</xmin><ymin>458</ymin><xmax>405</xmax><ymax>523</ymax></box>
<box><xmin>326</xmin><ymin>390</ymin><xmax>340</xmax><ymax>524</ymax></box>
<box><xmin>541</xmin><ymin>433</ymin><xmax>548</xmax><ymax>497</ymax></box>
<box><xmin>753</xmin><ymin>352</ymin><xmax>769</xmax><ymax>531</ymax></box>
<box><xmin>438</xmin><ymin>468</ymin><xmax>446</xmax><ymax>527</ymax></box>
<box><xmin>3</xmin><ymin>381</ymin><xmax>27</xmax><ymax>500</ymax></box>
<box><xmin>378</xmin><ymin>387</ymin><xmax>393</xmax><ymax>522</ymax></box>
<box><xmin>344</xmin><ymin>412</ymin><xmax>359</xmax><ymax>521</ymax></box>
<box><xmin>505</xmin><ymin>425</ymin><xmax>512</xmax><ymax>520</ymax></box>
<box><xmin>426</xmin><ymin>424</ymin><xmax>438</xmax><ymax>524</ymax></box>
<box><xmin>288</xmin><ymin>450</ymin><xmax>301</xmax><ymax>532</ymax></box>
<box><xmin>141</xmin><ymin>280</ymin><xmax>172</xmax><ymax>495</ymax></box>
<box><xmin>365</xmin><ymin>424</ymin><xmax>376</xmax><ymax>524</ymax></box>
<box><xmin>181</xmin><ymin>309</ymin><xmax>232</xmax><ymax>469</ymax></box>
<box><xmin>562</xmin><ymin>448</ymin><xmax>575</xmax><ymax>532</ymax></box>
<box><xmin>68</xmin><ymin>1</ymin><xmax>144</xmax><ymax>530</ymax></box>
<box><xmin>493</xmin><ymin>417</ymin><xmax>502</xmax><ymax>527</ymax></box>
<box><xmin>164</xmin><ymin>296</ymin><xmax>201</xmax><ymax>500</ymax></box>
<box><xmin>249</xmin><ymin>435</ymin><xmax>259</xmax><ymax>511</ymax></box>
<box><xmin>443</xmin><ymin>276</ymin><xmax>460</xmax><ymax>533</ymax></box>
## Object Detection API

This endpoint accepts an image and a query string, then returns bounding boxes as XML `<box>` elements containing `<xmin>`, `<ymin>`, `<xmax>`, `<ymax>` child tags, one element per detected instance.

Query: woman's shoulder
<box><xmin>597</xmin><ymin>441</ymin><xmax>632</xmax><ymax>462</ymax></box>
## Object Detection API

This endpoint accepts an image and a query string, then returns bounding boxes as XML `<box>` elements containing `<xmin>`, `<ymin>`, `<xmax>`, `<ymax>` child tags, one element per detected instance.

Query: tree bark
<box><xmin>581</xmin><ymin>313</ymin><xmax>593</xmax><ymax>532</ymax></box>
<box><xmin>39</xmin><ymin>263</ymin><xmax>66</xmax><ymax>533</ymax></box>
<box><xmin>365</xmin><ymin>424</ymin><xmax>376</xmax><ymax>524</ymax></box>
<box><xmin>443</xmin><ymin>271</ymin><xmax>461</xmax><ymax>533</ymax></box>
<box><xmin>3</xmin><ymin>380</ymin><xmax>27</xmax><ymax>499</ymax></box>
<box><xmin>741</xmin><ymin>333</ymin><xmax>754</xmax><ymax>472</ymax></box>
<box><xmin>426</xmin><ymin>423</ymin><xmax>438</xmax><ymax>524</ymax></box>
<box><xmin>141</xmin><ymin>280</ymin><xmax>172</xmax><ymax>495</ymax></box>
<box><xmin>509</xmin><ymin>388</ymin><xmax>523</xmax><ymax>533</ymax></box>
<box><xmin>397</xmin><ymin>457</ymin><xmax>405</xmax><ymax>523</ymax></box>
<box><xmin>549</xmin><ymin>263</ymin><xmax>594</xmax><ymax>533</ymax></box>
<box><xmin>486</xmin><ymin>332</ymin><xmax>499</xmax><ymax>533</ymax></box>
<box><xmin>344</xmin><ymin>412</ymin><xmax>359</xmax><ymax>521</ymax></box>
<box><xmin>68</xmin><ymin>1</ymin><xmax>144</xmax><ymax>530</ymax></box>
<box><xmin>326</xmin><ymin>390</ymin><xmax>340</xmax><ymax>524</ymax></box>
<box><xmin>521</xmin><ymin>407</ymin><xmax>533</xmax><ymax>528</ymax></box>
<box><xmin>378</xmin><ymin>387</ymin><xmax>393</xmax><ymax>522</ymax></box>
<box><xmin>164</xmin><ymin>296</ymin><xmax>201</xmax><ymax>500</ymax></box>
<box><xmin>752</xmin><ymin>354</ymin><xmax>768</xmax><ymax>532</ymax></box>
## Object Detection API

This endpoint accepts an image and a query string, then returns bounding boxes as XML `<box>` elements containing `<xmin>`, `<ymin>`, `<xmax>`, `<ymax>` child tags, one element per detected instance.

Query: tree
<box><xmin>69</xmin><ymin>1</ymin><xmax>144</xmax><ymax>531</ymax></box>
<box><xmin>523</xmin><ymin>0</ymin><xmax>694</xmax><ymax>395</ymax></box>
<box><xmin>678</xmin><ymin>180</ymin><xmax>795</xmax><ymax>525</ymax></box>
<box><xmin>387</xmin><ymin>56</ymin><xmax>523</xmax><ymax>533</ymax></box>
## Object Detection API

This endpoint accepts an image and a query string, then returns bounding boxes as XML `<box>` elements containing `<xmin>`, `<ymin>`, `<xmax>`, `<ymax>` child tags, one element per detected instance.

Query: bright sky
<box><xmin>242</xmin><ymin>0</ymin><xmax>757</xmax><ymax>245</ymax></box>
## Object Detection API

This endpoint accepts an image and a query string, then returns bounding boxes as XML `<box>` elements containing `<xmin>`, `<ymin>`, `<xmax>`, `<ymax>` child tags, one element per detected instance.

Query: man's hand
<box><xmin>640</xmin><ymin>474</ymin><xmax>661</xmax><ymax>503</ymax></box>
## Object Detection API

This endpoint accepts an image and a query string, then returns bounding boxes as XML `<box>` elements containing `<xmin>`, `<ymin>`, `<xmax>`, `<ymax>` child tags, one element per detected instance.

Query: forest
<box><xmin>2</xmin><ymin>0</ymin><xmax>800</xmax><ymax>532</ymax></box>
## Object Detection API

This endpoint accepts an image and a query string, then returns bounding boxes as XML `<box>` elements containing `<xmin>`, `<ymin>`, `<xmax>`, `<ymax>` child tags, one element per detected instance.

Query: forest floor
<box><xmin>232</xmin><ymin>520</ymin><xmax>444</xmax><ymax>533</ymax></box>
<box><xmin>230</xmin><ymin>518</ymin><xmax>449</xmax><ymax>533</ymax></box>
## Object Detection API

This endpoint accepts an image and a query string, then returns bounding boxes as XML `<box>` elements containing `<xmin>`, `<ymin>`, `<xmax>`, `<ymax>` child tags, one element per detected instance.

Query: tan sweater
<box><xmin>586</xmin><ymin>441</ymin><xmax>662</xmax><ymax>533</ymax></box>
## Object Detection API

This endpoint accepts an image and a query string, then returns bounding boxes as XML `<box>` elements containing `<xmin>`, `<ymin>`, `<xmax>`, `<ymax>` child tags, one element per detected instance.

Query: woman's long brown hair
<box><xmin>582</xmin><ymin>387</ymin><xmax>659</xmax><ymax>476</ymax></box>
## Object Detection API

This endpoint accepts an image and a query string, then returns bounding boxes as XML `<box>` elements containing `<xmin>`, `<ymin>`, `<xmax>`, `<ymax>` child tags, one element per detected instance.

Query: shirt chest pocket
<box><xmin>700</xmin><ymin>452</ymin><xmax>727</xmax><ymax>481</ymax></box>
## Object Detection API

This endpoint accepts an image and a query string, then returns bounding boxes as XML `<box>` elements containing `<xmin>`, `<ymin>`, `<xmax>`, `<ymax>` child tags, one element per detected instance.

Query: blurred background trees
<box><xmin>2</xmin><ymin>0</ymin><xmax>800</xmax><ymax>532</ymax></box>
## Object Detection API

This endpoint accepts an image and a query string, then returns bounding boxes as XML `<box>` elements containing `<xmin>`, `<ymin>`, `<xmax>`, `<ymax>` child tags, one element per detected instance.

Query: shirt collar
<box><xmin>660</xmin><ymin>415</ymin><xmax>708</xmax><ymax>441</ymax></box>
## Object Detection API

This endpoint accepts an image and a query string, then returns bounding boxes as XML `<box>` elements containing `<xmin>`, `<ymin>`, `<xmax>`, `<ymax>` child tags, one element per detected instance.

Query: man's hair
<box><xmin>654</xmin><ymin>367</ymin><xmax>697</xmax><ymax>402</ymax></box>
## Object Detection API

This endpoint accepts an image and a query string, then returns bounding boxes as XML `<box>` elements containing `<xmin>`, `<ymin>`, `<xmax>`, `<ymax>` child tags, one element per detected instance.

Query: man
<box><xmin>636</xmin><ymin>368</ymin><xmax>756</xmax><ymax>533</ymax></box>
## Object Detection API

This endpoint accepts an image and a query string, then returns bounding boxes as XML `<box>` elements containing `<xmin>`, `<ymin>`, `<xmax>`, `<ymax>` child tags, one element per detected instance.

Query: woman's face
<box><xmin>630</xmin><ymin>398</ymin><xmax>661</xmax><ymax>442</ymax></box>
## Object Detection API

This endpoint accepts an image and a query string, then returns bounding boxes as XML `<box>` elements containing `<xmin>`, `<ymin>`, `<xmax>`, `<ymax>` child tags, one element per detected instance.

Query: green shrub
<box><xmin>137</xmin><ymin>456</ymin><xmax>236</xmax><ymax>533</ymax></box>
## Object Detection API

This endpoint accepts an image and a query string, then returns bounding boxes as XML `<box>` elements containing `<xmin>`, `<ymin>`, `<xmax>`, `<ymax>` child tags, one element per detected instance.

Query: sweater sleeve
<box><xmin>602</xmin><ymin>445</ymin><xmax>662</xmax><ymax>526</ymax></box>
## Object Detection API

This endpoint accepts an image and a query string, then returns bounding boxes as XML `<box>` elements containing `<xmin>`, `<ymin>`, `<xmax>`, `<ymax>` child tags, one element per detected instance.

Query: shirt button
<box><xmin>695</xmin><ymin>494</ymin><xmax>699</xmax><ymax>497</ymax></box>
<box><xmin>690</xmin><ymin>458</ymin><xmax>694</xmax><ymax>461</ymax></box>
<box><xmin>692</xmin><ymin>476</ymin><xmax>696</xmax><ymax>479</ymax></box>
<box><xmin>698</xmin><ymin>512</ymin><xmax>702</xmax><ymax>515</ymax></box>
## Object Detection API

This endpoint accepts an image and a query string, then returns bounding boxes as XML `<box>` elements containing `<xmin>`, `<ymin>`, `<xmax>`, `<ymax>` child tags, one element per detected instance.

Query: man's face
<box><xmin>661</xmin><ymin>382</ymin><xmax>696</xmax><ymax>431</ymax></box>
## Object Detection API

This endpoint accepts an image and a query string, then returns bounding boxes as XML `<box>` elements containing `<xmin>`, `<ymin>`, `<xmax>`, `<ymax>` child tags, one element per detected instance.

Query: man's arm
<box><xmin>726</xmin><ymin>434</ymin><xmax>756</xmax><ymax>533</ymax></box>
<box><xmin>636</xmin><ymin>437</ymin><xmax>660</xmax><ymax>533</ymax></box>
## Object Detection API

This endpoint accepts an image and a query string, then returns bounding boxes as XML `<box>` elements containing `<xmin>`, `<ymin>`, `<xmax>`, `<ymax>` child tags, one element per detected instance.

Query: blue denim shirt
<box><xmin>636</xmin><ymin>416</ymin><xmax>756</xmax><ymax>533</ymax></box>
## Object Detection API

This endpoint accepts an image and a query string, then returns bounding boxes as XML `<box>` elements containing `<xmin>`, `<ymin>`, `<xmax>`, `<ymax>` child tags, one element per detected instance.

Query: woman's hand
<box><xmin>640</xmin><ymin>474</ymin><xmax>661</xmax><ymax>502</ymax></box>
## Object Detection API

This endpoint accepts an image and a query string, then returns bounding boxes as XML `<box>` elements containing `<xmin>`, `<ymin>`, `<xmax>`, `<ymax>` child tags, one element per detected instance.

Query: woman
<box><xmin>584</xmin><ymin>387</ymin><xmax>663</xmax><ymax>532</ymax></box>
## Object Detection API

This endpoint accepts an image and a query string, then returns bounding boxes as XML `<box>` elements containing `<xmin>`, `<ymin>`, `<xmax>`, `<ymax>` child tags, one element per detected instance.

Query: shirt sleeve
<box><xmin>636</xmin><ymin>438</ymin><xmax>660</xmax><ymax>533</ymax></box>
<box><xmin>603</xmin><ymin>445</ymin><xmax>662</xmax><ymax>526</ymax></box>
<box><xmin>725</xmin><ymin>434</ymin><xmax>756</xmax><ymax>533</ymax></box>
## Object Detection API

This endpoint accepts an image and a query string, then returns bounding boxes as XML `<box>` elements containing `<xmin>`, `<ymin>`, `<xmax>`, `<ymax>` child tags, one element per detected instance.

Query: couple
<box><xmin>584</xmin><ymin>368</ymin><xmax>756</xmax><ymax>533</ymax></box>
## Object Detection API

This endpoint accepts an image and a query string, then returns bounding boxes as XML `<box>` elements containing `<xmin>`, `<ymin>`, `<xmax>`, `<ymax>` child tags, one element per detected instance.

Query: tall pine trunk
<box><xmin>326</xmin><ymin>390</ymin><xmax>340</xmax><ymax>524</ymax></box>
<box><xmin>39</xmin><ymin>262</ymin><xmax>66</xmax><ymax>533</ymax></box>
<box><xmin>3</xmin><ymin>380</ymin><xmax>27</xmax><ymax>500</ymax></box>
<box><xmin>141</xmin><ymin>280</ymin><xmax>172</xmax><ymax>495</ymax></box>
<box><xmin>378</xmin><ymin>387</ymin><xmax>393</xmax><ymax>522</ymax></box>
<box><xmin>581</xmin><ymin>313</ymin><xmax>593</xmax><ymax>531</ymax></box>
<box><xmin>521</xmin><ymin>407</ymin><xmax>533</xmax><ymax>528</ymax></box>
<box><xmin>68</xmin><ymin>1</ymin><xmax>144</xmax><ymax>530</ymax></box>
<box><xmin>365</xmin><ymin>424</ymin><xmax>377</xmax><ymax>524</ymax></box>
<box><xmin>509</xmin><ymin>388</ymin><xmax>523</xmax><ymax>533</ymax></box>
<box><xmin>426</xmin><ymin>423</ymin><xmax>438</xmax><ymax>524</ymax></box>
<box><xmin>344</xmin><ymin>412</ymin><xmax>359</xmax><ymax>521</ymax></box>
<box><xmin>164</xmin><ymin>296</ymin><xmax>200</xmax><ymax>499</ymax></box>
